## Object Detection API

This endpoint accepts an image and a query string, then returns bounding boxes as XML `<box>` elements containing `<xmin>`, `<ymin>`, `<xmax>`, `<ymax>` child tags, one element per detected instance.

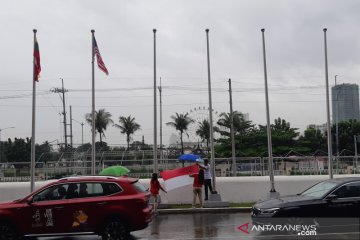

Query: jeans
<box><xmin>204</xmin><ymin>179</ymin><xmax>213</xmax><ymax>199</ymax></box>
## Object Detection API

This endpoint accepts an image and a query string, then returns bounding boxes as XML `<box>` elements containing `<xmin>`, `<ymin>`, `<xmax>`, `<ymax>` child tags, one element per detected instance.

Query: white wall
<box><xmin>1</xmin><ymin>175</ymin><xmax>359</xmax><ymax>204</ymax></box>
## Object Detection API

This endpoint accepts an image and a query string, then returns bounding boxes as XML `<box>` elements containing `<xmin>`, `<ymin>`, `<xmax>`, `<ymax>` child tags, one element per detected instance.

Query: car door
<box><xmin>325</xmin><ymin>181</ymin><xmax>360</xmax><ymax>217</ymax></box>
<box><xmin>58</xmin><ymin>182</ymin><xmax>115</xmax><ymax>234</ymax></box>
<box><xmin>72</xmin><ymin>182</ymin><xmax>115</xmax><ymax>231</ymax></box>
<box><xmin>55</xmin><ymin>182</ymin><xmax>94</xmax><ymax>234</ymax></box>
<box><xmin>21</xmin><ymin>184</ymin><xmax>69</xmax><ymax>235</ymax></box>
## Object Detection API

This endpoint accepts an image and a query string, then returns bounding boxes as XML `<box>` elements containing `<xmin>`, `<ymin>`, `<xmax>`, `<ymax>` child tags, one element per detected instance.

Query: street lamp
<box><xmin>72</xmin><ymin>119</ymin><xmax>84</xmax><ymax>146</ymax></box>
<box><xmin>0</xmin><ymin>127</ymin><xmax>15</xmax><ymax>162</ymax></box>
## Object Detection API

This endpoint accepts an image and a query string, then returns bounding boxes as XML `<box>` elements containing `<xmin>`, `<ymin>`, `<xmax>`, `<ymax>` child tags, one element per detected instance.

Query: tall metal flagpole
<box><xmin>30</xmin><ymin>29</ymin><xmax>37</xmax><ymax>191</ymax></box>
<box><xmin>91</xmin><ymin>29</ymin><xmax>96</xmax><ymax>175</ymax></box>
<box><xmin>158</xmin><ymin>77</ymin><xmax>163</xmax><ymax>163</ymax></box>
<box><xmin>323</xmin><ymin>28</ymin><xmax>333</xmax><ymax>179</ymax></box>
<box><xmin>153</xmin><ymin>29</ymin><xmax>158</xmax><ymax>173</ymax></box>
<box><xmin>228</xmin><ymin>79</ymin><xmax>236</xmax><ymax>177</ymax></box>
<box><xmin>261</xmin><ymin>29</ymin><xmax>276</xmax><ymax>193</ymax></box>
<box><xmin>205</xmin><ymin>29</ymin><xmax>216</xmax><ymax>191</ymax></box>
<box><xmin>335</xmin><ymin>75</ymin><xmax>339</xmax><ymax>157</ymax></box>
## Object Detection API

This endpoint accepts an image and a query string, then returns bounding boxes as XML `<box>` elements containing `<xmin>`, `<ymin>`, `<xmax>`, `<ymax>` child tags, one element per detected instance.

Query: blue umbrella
<box><xmin>178</xmin><ymin>154</ymin><xmax>202</xmax><ymax>162</ymax></box>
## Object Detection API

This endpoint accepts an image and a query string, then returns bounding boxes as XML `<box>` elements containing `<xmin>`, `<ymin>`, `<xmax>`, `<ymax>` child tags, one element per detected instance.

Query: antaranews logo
<box><xmin>238</xmin><ymin>222</ymin><xmax>251</xmax><ymax>234</ymax></box>
<box><xmin>238</xmin><ymin>222</ymin><xmax>317</xmax><ymax>236</ymax></box>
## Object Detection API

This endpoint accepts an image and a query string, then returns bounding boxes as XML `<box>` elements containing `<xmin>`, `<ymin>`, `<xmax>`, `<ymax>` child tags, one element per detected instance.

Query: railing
<box><xmin>0</xmin><ymin>155</ymin><xmax>359</xmax><ymax>182</ymax></box>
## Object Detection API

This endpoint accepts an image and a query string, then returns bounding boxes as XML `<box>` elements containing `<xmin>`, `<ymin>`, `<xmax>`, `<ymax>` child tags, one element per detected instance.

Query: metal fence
<box><xmin>0</xmin><ymin>153</ymin><xmax>359</xmax><ymax>182</ymax></box>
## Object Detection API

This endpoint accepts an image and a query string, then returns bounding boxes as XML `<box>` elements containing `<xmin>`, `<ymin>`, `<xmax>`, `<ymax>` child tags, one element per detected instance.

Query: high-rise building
<box><xmin>332</xmin><ymin>83</ymin><xmax>360</xmax><ymax>123</ymax></box>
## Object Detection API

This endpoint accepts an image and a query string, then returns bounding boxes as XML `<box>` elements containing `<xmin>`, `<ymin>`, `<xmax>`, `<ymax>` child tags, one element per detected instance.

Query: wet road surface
<box><xmin>38</xmin><ymin>212</ymin><xmax>360</xmax><ymax>240</ymax></box>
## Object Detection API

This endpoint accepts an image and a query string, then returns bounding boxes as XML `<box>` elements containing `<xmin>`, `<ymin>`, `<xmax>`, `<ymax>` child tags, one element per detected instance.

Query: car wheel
<box><xmin>102</xmin><ymin>219</ymin><xmax>129</xmax><ymax>240</ymax></box>
<box><xmin>0</xmin><ymin>222</ymin><xmax>20</xmax><ymax>240</ymax></box>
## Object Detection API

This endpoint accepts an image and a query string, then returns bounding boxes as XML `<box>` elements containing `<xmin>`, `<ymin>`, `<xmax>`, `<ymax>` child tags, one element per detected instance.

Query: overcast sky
<box><xmin>1</xmin><ymin>0</ymin><xmax>360</xmax><ymax>148</ymax></box>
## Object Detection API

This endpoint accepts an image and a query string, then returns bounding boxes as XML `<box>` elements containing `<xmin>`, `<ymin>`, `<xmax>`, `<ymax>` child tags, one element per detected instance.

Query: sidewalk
<box><xmin>158</xmin><ymin>206</ymin><xmax>252</xmax><ymax>214</ymax></box>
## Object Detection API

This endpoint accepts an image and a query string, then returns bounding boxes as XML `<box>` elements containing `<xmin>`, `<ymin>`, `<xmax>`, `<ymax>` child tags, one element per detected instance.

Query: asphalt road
<box><xmin>37</xmin><ymin>212</ymin><xmax>360</xmax><ymax>240</ymax></box>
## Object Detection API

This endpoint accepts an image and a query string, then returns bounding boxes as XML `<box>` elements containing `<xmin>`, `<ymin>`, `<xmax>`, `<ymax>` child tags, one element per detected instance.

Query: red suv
<box><xmin>0</xmin><ymin>176</ymin><xmax>152</xmax><ymax>240</ymax></box>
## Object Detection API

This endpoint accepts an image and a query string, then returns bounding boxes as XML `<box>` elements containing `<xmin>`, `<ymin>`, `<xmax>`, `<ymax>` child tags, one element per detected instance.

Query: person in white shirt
<box><xmin>199</xmin><ymin>159</ymin><xmax>215</xmax><ymax>200</ymax></box>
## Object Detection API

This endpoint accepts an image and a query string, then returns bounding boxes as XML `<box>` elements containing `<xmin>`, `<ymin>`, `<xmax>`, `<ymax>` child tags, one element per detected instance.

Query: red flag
<box><xmin>33</xmin><ymin>35</ymin><xmax>41</xmax><ymax>81</ymax></box>
<box><xmin>93</xmin><ymin>36</ymin><xmax>109</xmax><ymax>75</ymax></box>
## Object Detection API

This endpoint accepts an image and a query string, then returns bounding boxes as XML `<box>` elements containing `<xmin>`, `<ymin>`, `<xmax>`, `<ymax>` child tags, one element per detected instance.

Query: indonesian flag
<box><xmin>33</xmin><ymin>35</ymin><xmax>41</xmax><ymax>81</ymax></box>
<box><xmin>160</xmin><ymin>164</ymin><xmax>199</xmax><ymax>191</ymax></box>
<box><xmin>93</xmin><ymin>36</ymin><xmax>109</xmax><ymax>75</ymax></box>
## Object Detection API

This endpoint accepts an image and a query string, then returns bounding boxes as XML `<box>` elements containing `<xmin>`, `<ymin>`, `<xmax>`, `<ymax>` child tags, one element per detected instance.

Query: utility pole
<box><xmin>70</xmin><ymin>105</ymin><xmax>73</xmax><ymax>148</ymax></box>
<box><xmin>228</xmin><ymin>79</ymin><xmax>236</xmax><ymax>177</ymax></box>
<box><xmin>72</xmin><ymin>118</ymin><xmax>84</xmax><ymax>146</ymax></box>
<box><xmin>51</xmin><ymin>78</ymin><xmax>69</xmax><ymax>149</ymax></box>
<box><xmin>158</xmin><ymin>77</ymin><xmax>163</xmax><ymax>163</ymax></box>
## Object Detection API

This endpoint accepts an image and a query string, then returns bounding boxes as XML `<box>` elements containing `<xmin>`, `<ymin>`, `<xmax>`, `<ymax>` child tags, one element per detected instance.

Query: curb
<box><xmin>158</xmin><ymin>207</ymin><xmax>252</xmax><ymax>214</ymax></box>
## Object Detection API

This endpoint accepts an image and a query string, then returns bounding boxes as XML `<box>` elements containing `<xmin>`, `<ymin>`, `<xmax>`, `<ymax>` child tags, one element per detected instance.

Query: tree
<box><xmin>166</xmin><ymin>113</ymin><xmax>194</xmax><ymax>154</ymax></box>
<box><xmin>85</xmin><ymin>109</ymin><xmax>113</xmax><ymax>146</ymax></box>
<box><xmin>297</xmin><ymin>127</ymin><xmax>327</xmax><ymax>154</ymax></box>
<box><xmin>114</xmin><ymin>115</ymin><xmax>141</xmax><ymax>150</ymax></box>
<box><xmin>215</xmin><ymin>111</ymin><xmax>255</xmax><ymax>157</ymax></box>
<box><xmin>217</xmin><ymin>111</ymin><xmax>254</xmax><ymax>137</ymax></box>
<box><xmin>332</xmin><ymin>119</ymin><xmax>360</xmax><ymax>153</ymax></box>
<box><xmin>196</xmin><ymin>120</ymin><xmax>210</xmax><ymax>151</ymax></box>
<box><xmin>4</xmin><ymin>138</ymin><xmax>31</xmax><ymax>163</ymax></box>
<box><xmin>196</xmin><ymin>119</ymin><xmax>219</xmax><ymax>151</ymax></box>
<box><xmin>259</xmin><ymin>117</ymin><xmax>300</xmax><ymax>156</ymax></box>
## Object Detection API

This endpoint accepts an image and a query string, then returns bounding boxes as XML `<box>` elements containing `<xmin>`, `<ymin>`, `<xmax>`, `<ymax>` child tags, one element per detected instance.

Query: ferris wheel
<box><xmin>186</xmin><ymin>106</ymin><xmax>222</xmax><ymax>143</ymax></box>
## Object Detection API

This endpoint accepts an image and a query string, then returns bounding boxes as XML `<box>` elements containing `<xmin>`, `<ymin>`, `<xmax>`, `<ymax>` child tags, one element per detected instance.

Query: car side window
<box><xmin>83</xmin><ymin>182</ymin><xmax>106</xmax><ymax>197</ymax></box>
<box><xmin>76</xmin><ymin>182</ymin><xmax>122</xmax><ymax>197</ymax></box>
<box><xmin>103</xmin><ymin>183</ymin><xmax>122</xmax><ymax>195</ymax></box>
<box><xmin>79</xmin><ymin>183</ymin><xmax>89</xmax><ymax>197</ymax></box>
<box><xmin>332</xmin><ymin>182</ymin><xmax>360</xmax><ymax>198</ymax></box>
<box><xmin>65</xmin><ymin>183</ymin><xmax>80</xmax><ymax>199</ymax></box>
<box><xmin>33</xmin><ymin>184</ymin><xmax>69</xmax><ymax>202</ymax></box>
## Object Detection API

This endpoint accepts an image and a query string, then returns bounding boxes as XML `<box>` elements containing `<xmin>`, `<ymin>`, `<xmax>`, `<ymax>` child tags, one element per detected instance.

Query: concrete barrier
<box><xmin>0</xmin><ymin>175</ymin><xmax>359</xmax><ymax>203</ymax></box>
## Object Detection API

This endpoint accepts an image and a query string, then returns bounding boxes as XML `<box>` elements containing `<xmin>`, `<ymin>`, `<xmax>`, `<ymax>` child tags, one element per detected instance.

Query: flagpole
<box><xmin>91</xmin><ymin>29</ymin><xmax>96</xmax><ymax>175</ymax></box>
<box><xmin>228</xmin><ymin>78</ymin><xmax>237</xmax><ymax>177</ymax></box>
<box><xmin>261</xmin><ymin>29</ymin><xmax>276</xmax><ymax>194</ymax></box>
<box><xmin>153</xmin><ymin>29</ymin><xmax>158</xmax><ymax>173</ymax></box>
<box><xmin>205</xmin><ymin>29</ymin><xmax>216</xmax><ymax>191</ymax></box>
<box><xmin>30</xmin><ymin>29</ymin><xmax>37</xmax><ymax>192</ymax></box>
<box><xmin>323</xmin><ymin>28</ymin><xmax>333</xmax><ymax>179</ymax></box>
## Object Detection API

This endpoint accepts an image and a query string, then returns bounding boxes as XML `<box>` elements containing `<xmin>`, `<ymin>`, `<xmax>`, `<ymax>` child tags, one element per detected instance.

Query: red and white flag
<box><xmin>160</xmin><ymin>164</ymin><xmax>199</xmax><ymax>191</ymax></box>
<box><xmin>93</xmin><ymin>36</ymin><xmax>109</xmax><ymax>75</ymax></box>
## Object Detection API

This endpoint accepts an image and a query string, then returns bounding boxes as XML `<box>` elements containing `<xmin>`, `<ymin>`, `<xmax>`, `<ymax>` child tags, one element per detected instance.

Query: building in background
<box><xmin>332</xmin><ymin>83</ymin><xmax>360</xmax><ymax>123</ymax></box>
<box><xmin>307</xmin><ymin>123</ymin><xmax>327</xmax><ymax>134</ymax></box>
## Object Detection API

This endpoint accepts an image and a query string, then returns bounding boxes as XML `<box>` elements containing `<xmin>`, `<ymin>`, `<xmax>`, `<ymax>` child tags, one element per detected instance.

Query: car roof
<box><xmin>327</xmin><ymin>177</ymin><xmax>360</xmax><ymax>184</ymax></box>
<box><xmin>56</xmin><ymin>175</ymin><xmax>138</xmax><ymax>183</ymax></box>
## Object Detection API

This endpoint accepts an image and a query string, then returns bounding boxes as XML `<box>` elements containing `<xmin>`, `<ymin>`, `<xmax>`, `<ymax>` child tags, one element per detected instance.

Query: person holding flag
<box><xmin>150</xmin><ymin>173</ymin><xmax>167</xmax><ymax>214</ymax></box>
<box><xmin>198</xmin><ymin>159</ymin><xmax>216</xmax><ymax>200</ymax></box>
<box><xmin>189</xmin><ymin>165</ymin><xmax>204</xmax><ymax>208</ymax></box>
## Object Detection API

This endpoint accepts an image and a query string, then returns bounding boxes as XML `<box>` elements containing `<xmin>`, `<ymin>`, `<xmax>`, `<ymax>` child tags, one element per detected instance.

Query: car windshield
<box><xmin>301</xmin><ymin>181</ymin><xmax>338</xmax><ymax>198</ymax></box>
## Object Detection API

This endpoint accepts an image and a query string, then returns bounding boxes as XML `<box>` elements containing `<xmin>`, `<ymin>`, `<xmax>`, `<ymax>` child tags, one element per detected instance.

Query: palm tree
<box><xmin>114</xmin><ymin>115</ymin><xmax>141</xmax><ymax>150</ymax></box>
<box><xmin>217</xmin><ymin>111</ymin><xmax>253</xmax><ymax>137</ymax></box>
<box><xmin>85</xmin><ymin>109</ymin><xmax>113</xmax><ymax>146</ymax></box>
<box><xmin>196</xmin><ymin>119</ymin><xmax>219</xmax><ymax>151</ymax></box>
<box><xmin>166</xmin><ymin>113</ymin><xmax>194</xmax><ymax>154</ymax></box>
